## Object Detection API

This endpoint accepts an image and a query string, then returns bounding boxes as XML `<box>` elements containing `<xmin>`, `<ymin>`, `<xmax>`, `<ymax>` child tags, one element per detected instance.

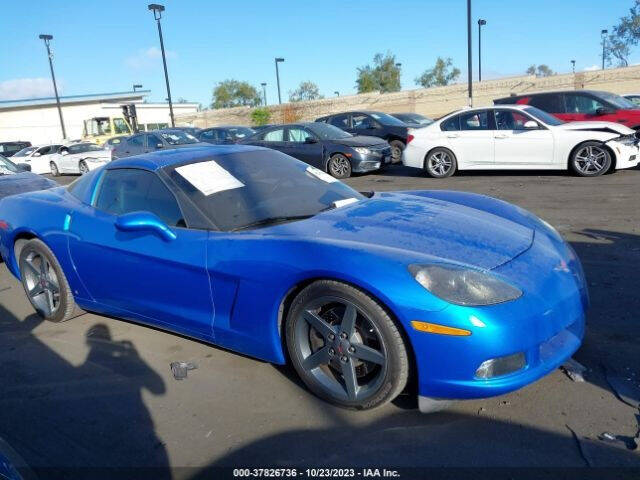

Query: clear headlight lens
<box><xmin>353</xmin><ymin>147</ymin><xmax>371</xmax><ymax>155</ymax></box>
<box><xmin>617</xmin><ymin>135</ymin><xmax>637</xmax><ymax>145</ymax></box>
<box><xmin>409</xmin><ymin>264</ymin><xmax>522</xmax><ymax>306</ymax></box>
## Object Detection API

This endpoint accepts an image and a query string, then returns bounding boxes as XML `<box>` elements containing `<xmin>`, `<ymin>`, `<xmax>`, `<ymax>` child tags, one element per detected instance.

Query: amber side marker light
<box><xmin>411</xmin><ymin>320</ymin><xmax>471</xmax><ymax>336</ymax></box>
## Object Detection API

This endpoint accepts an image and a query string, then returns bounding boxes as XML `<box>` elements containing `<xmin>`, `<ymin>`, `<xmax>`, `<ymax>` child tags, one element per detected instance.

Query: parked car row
<box><xmin>13</xmin><ymin>142</ymin><xmax>111</xmax><ymax>176</ymax></box>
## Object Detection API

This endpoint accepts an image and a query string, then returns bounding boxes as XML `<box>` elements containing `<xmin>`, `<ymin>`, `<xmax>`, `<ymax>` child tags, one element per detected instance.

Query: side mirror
<box><xmin>304</xmin><ymin>137</ymin><xmax>318</xmax><ymax>144</ymax></box>
<box><xmin>60</xmin><ymin>150</ymin><xmax>69</xmax><ymax>156</ymax></box>
<box><xmin>17</xmin><ymin>163</ymin><xmax>31</xmax><ymax>172</ymax></box>
<box><xmin>115</xmin><ymin>211</ymin><xmax>176</xmax><ymax>241</ymax></box>
<box><xmin>595</xmin><ymin>107</ymin><xmax>614</xmax><ymax>116</ymax></box>
<box><xmin>523</xmin><ymin>120</ymin><xmax>540</xmax><ymax>129</ymax></box>
<box><xmin>32</xmin><ymin>152</ymin><xmax>41</xmax><ymax>157</ymax></box>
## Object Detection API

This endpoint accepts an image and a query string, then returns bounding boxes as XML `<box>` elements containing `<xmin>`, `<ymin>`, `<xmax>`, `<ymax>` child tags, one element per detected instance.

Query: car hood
<box><xmin>332</xmin><ymin>136</ymin><xmax>389</xmax><ymax>147</ymax></box>
<box><xmin>0</xmin><ymin>172</ymin><xmax>57</xmax><ymax>200</ymax></box>
<box><xmin>556</xmin><ymin>121</ymin><xmax>634</xmax><ymax>135</ymax></box>
<box><xmin>266</xmin><ymin>192</ymin><xmax>534</xmax><ymax>270</ymax></box>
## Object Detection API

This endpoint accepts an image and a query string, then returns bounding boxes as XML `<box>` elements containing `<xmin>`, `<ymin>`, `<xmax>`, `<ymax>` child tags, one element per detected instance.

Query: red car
<box><xmin>494</xmin><ymin>90</ymin><xmax>640</xmax><ymax>130</ymax></box>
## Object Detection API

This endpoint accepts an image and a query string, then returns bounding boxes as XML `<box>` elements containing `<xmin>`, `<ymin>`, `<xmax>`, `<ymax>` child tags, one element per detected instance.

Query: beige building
<box><xmin>0</xmin><ymin>90</ymin><xmax>199</xmax><ymax>145</ymax></box>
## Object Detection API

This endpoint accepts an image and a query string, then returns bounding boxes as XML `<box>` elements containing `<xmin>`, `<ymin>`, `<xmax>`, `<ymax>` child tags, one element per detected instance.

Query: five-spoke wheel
<box><xmin>425</xmin><ymin>148</ymin><xmax>457</xmax><ymax>178</ymax></box>
<box><xmin>571</xmin><ymin>142</ymin><xmax>611</xmax><ymax>177</ymax></box>
<box><xmin>286</xmin><ymin>280</ymin><xmax>408</xmax><ymax>409</ymax></box>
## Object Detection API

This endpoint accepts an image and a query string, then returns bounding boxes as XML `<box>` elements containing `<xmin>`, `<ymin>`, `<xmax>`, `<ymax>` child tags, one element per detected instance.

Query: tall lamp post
<box><xmin>261</xmin><ymin>82</ymin><xmax>267</xmax><ymax>106</ymax></box>
<box><xmin>571</xmin><ymin>60</ymin><xmax>576</xmax><ymax>74</ymax></box>
<box><xmin>601</xmin><ymin>29</ymin><xmax>608</xmax><ymax>70</ymax></box>
<box><xmin>148</xmin><ymin>4</ymin><xmax>175</xmax><ymax>127</ymax></box>
<box><xmin>334</xmin><ymin>91</ymin><xmax>340</xmax><ymax>97</ymax></box>
<box><xmin>275</xmin><ymin>57</ymin><xmax>285</xmax><ymax>104</ymax></box>
<box><xmin>477</xmin><ymin>19</ymin><xmax>486</xmax><ymax>82</ymax></box>
<box><xmin>38</xmin><ymin>34</ymin><xmax>66</xmax><ymax>140</ymax></box>
<box><xmin>133</xmin><ymin>84</ymin><xmax>143</xmax><ymax>92</ymax></box>
<box><xmin>467</xmin><ymin>0</ymin><xmax>473</xmax><ymax>106</ymax></box>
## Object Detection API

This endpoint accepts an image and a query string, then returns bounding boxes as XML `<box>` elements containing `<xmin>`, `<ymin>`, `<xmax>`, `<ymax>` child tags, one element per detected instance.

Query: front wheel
<box><xmin>570</xmin><ymin>142</ymin><xmax>611</xmax><ymax>176</ymax></box>
<box><xmin>79</xmin><ymin>161</ymin><xmax>89</xmax><ymax>175</ymax></box>
<box><xmin>286</xmin><ymin>280</ymin><xmax>409</xmax><ymax>410</ymax></box>
<box><xmin>50</xmin><ymin>162</ymin><xmax>59</xmax><ymax>177</ymax></box>
<box><xmin>389</xmin><ymin>140</ymin><xmax>405</xmax><ymax>164</ymax></box>
<box><xmin>425</xmin><ymin>148</ymin><xmax>457</xmax><ymax>178</ymax></box>
<box><xmin>327</xmin><ymin>154</ymin><xmax>352</xmax><ymax>179</ymax></box>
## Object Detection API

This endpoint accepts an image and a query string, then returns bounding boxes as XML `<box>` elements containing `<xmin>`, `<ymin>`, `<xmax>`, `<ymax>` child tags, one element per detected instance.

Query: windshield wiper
<box><xmin>232</xmin><ymin>214</ymin><xmax>315</xmax><ymax>232</ymax></box>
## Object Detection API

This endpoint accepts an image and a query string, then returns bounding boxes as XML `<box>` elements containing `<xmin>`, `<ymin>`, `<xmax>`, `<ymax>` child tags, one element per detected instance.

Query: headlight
<box><xmin>617</xmin><ymin>136</ymin><xmax>637</xmax><ymax>146</ymax></box>
<box><xmin>409</xmin><ymin>264</ymin><xmax>522</xmax><ymax>306</ymax></box>
<box><xmin>353</xmin><ymin>147</ymin><xmax>371</xmax><ymax>155</ymax></box>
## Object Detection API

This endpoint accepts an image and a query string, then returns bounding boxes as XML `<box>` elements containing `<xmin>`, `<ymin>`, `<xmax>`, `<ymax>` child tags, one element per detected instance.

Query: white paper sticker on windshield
<box><xmin>333</xmin><ymin>198</ymin><xmax>359</xmax><ymax>208</ymax></box>
<box><xmin>176</xmin><ymin>160</ymin><xmax>244</xmax><ymax>196</ymax></box>
<box><xmin>306</xmin><ymin>165</ymin><xmax>338</xmax><ymax>183</ymax></box>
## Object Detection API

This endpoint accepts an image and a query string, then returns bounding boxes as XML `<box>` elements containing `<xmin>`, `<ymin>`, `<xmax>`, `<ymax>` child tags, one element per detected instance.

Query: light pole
<box><xmin>148</xmin><ymin>4</ymin><xmax>175</xmax><ymax>127</ymax></box>
<box><xmin>467</xmin><ymin>0</ymin><xmax>473</xmax><ymax>106</ymax></box>
<box><xmin>601</xmin><ymin>29</ymin><xmax>608</xmax><ymax>70</ymax></box>
<box><xmin>334</xmin><ymin>91</ymin><xmax>340</xmax><ymax>97</ymax></box>
<box><xmin>38</xmin><ymin>34</ymin><xmax>66</xmax><ymax>140</ymax></box>
<box><xmin>571</xmin><ymin>60</ymin><xmax>575</xmax><ymax>74</ymax></box>
<box><xmin>478</xmin><ymin>19</ymin><xmax>486</xmax><ymax>82</ymax></box>
<box><xmin>261</xmin><ymin>82</ymin><xmax>267</xmax><ymax>106</ymax></box>
<box><xmin>275</xmin><ymin>57</ymin><xmax>284</xmax><ymax>104</ymax></box>
<box><xmin>133</xmin><ymin>84</ymin><xmax>143</xmax><ymax>92</ymax></box>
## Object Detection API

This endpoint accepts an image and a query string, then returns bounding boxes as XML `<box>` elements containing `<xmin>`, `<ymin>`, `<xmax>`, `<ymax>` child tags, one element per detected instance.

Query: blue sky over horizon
<box><xmin>1</xmin><ymin>0</ymin><xmax>638</xmax><ymax>107</ymax></box>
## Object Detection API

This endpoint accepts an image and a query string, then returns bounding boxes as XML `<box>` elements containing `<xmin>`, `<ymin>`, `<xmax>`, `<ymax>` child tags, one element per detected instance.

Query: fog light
<box><xmin>475</xmin><ymin>352</ymin><xmax>525</xmax><ymax>379</ymax></box>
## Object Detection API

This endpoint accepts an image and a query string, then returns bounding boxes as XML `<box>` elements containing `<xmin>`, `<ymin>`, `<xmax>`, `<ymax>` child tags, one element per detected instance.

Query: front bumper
<box><xmin>351</xmin><ymin>152</ymin><xmax>388</xmax><ymax>172</ymax></box>
<box><xmin>397</xmin><ymin>228</ymin><xmax>587</xmax><ymax>401</ymax></box>
<box><xmin>610</xmin><ymin>141</ymin><xmax>640</xmax><ymax>169</ymax></box>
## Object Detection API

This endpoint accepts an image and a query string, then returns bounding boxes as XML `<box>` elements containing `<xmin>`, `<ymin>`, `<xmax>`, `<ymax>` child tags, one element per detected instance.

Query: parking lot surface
<box><xmin>1</xmin><ymin>168</ymin><xmax>639</xmax><ymax>478</ymax></box>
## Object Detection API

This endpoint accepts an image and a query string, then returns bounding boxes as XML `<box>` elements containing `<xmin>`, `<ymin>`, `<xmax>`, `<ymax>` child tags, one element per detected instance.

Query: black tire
<box><xmin>327</xmin><ymin>154</ymin><xmax>352</xmax><ymax>179</ymax></box>
<box><xmin>569</xmin><ymin>141</ymin><xmax>612</xmax><ymax>177</ymax></box>
<box><xmin>18</xmin><ymin>239</ymin><xmax>83</xmax><ymax>322</ymax></box>
<box><xmin>79</xmin><ymin>160</ymin><xmax>89</xmax><ymax>175</ymax></box>
<box><xmin>286</xmin><ymin>280</ymin><xmax>409</xmax><ymax>410</ymax></box>
<box><xmin>389</xmin><ymin>140</ymin><xmax>405</xmax><ymax>164</ymax></box>
<box><xmin>424</xmin><ymin>147</ymin><xmax>457</xmax><ymax>178</ymax></box>
<box><xmin>50</xmin><ymin>162</ymin><xmax>60</xmax><ymax>177</ymax></box>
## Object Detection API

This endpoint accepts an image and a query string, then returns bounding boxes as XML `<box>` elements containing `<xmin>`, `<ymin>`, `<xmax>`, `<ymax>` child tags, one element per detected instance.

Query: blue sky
<box><xmin>0</xmin><ymin>0</ymin><xmax>637</xmax><ymax>107</ymax></box>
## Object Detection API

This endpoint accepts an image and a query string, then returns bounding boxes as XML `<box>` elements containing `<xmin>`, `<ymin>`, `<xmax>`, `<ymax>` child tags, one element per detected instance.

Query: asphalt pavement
<box><xmin>0</xmin><ymin>167</ymin><xmax>638</xmax><ymax>479</ymax></box>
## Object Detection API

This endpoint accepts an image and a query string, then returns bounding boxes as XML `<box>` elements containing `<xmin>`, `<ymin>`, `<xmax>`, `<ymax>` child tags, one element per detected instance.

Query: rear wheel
<box><xmin>570</xmin><ymin>142</ymin><xmax>611</xmax><ymax>176</ymax></box>
<box><xmin>50</xmin><ymin>162</ymin><xmax>59</xmax><ymax>177</ymax></box>
<box><xmin>18</xmin><ymin>239</ymin><xmax>82</xmax><ymax>322</ymax></box>
<box><xmin>425</xmin><ymin>148</ymin><xmax>457</xmax><ymax>178</ymax></box>
<box><xmin>286</xmin><ymin>280</ymin><xmax>409</xmax><ymax>410</ymax></box>
<box><xmin>389</xmin><ymin>140</ymin><xmax>405</xmax><ymax>164</ymax></box>
<box><xmin>327</xmin><ymin>154</ymin><xmax>352</xmax><ymax>179</ymax></box>
<box><xmin>79</xmin><ymin>161</ymin><xmax>89</xmax><ymax>175</ymax></box>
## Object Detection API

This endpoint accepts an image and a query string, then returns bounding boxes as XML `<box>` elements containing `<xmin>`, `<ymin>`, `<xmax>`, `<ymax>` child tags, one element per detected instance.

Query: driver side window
<box><xmin>565</xmin><ymin>94</ymin><xmax>604</xmax><ymax>114</ymax></box>
<box><xmin>287</xmin><ymin>128</ymin><xmax>313</xmax><ymax>143</ymax></box>
<box><xmin>94</xmin><ymin>169</ymin><xmax>185</xmax><ymax>227</ymax></box>
<box><xmin>352</xmin><ymin>114</ymin><xmax>375</xmax><ymax>129</ymax></box>
<box><xmin>262</xmin><ymin>128</ymin><xmax>285</xmax><ymax>142</ymax></box>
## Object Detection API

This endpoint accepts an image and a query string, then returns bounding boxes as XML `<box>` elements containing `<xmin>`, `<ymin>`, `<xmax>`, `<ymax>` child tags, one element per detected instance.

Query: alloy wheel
<box><xmin>79</xmin><ymin>162</ymin><xmax>89</xmax><ymax>175</ymax></box>
<box><xmin>294</xmin><ymin>296</ymin><xmax>387</xmax><ymax>402</ymax></box>
<box><xmin>574</xmin><ymin>145</ymin><xmax>608</xmax><ymax>174</ymax></box>
<box><xmin>391</xmin><ymin>146</ymin><xmax>402</xmax><ymax>162</ymax></box>
<box><xmin>22</xmin><ymin>251</ymin><xmax>60</xmax><ymax>317</ymax></box>
<box><xmin>329</xmin><ymin>157</ymin><xmax>350</xmax><ymax>177</ymax></box>
<box><xmin>428</xmin><ymin>151</ymin><xmax>452</xmax><ymax>176</ymax></box>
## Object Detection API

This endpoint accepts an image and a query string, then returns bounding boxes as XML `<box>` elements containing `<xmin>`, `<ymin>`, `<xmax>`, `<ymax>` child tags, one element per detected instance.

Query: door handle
<box><xmin>446</xmin><ymin>134</ymin><xmax>459</xmax><ymax>138</ymax></box>
<box><xmin>494</xmin><ymin>134</ymin><xmax>509</xmax><ymax>139</ymax></box>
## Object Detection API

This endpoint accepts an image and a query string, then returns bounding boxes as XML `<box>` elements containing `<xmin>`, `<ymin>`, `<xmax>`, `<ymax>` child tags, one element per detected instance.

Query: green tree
<box><xmin>604</xmin><ymin>0</ymin><xmax>640</xmax><ymax>67</ymax></box>
<box><xmin>250</xmin><ymin>107</ymin><xmax>271</xmax><ymax>126</ymax></box>
<box><xmin>525</xmin><ymin>64</ymin><xmax>555</xmax><ymax>77</ymax></box>
<box><xmin>211</xmin><ymin>80</ymin><xmax>262</xmax><ymax>109</ymax></box>
<box><xmin>289</xmin><ymin>81</ymin><xmax>324</xmax><ymax>102</ymax></box>
<box><xmin>415</xmin><ymin>57</ymin><xmax>460</xmax><ymax>88</ymax></box>
<box><xmin>356</xmin><ymin>52</ymin><xmax>401</xmax><ymax>93</ymax></box>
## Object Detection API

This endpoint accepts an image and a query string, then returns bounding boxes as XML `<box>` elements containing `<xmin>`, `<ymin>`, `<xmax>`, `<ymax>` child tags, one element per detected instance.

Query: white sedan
<box><xmin>402</xmin><ymin>105</ymin><xmax>640</xmax><ymax>177</ymax></box>
<box><xmin>49</xmin><ymin>143</ymin><xmax>111</xmax><ymax>176</ymax></box>
<box><xmin>11</xmin><ymin>144</ymin><xmax>63</xmax><ymax>174</ymax></box>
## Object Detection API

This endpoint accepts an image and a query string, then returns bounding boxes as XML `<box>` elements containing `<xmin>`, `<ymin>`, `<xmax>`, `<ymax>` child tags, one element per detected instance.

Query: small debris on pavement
<box><xmin>598</xmin><ymin>431</ymin><xmax>638</xmax><ymax>451</ymax></box>
<box><xmin>561</xmin><ymin>358</ymin><xmax>587</xmax><ymax>382</ymax></box>
<box><xmin>477</xmin><ymin>407</ymin><xmax>486</xmax><ymax>415</ymax></box>
<box><xmin>170</xmin><ymin>361</ymin><xmax>197</xmax><ymax>380</ymax></box>
<box><xmin>605</xmin><ymin>370</ymin><xmax>640</xmax><ymax>408</ymax></box>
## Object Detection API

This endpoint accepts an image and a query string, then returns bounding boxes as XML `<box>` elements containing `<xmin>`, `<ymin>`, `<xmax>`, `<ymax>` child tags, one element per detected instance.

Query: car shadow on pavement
<box><xmin>0</xmin><ymin>304</ymin><xmax>170</xmax><ymax>480</ymax></box>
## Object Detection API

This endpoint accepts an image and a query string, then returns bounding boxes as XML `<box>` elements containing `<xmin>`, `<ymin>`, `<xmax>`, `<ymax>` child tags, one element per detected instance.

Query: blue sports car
<box><xmin>0</xmin><ymin>145</ymin><xmax>588</xmax><ymax>412</ymax></box>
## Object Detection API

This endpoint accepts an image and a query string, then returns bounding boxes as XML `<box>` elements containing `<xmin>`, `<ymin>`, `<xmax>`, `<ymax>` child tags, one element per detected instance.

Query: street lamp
<box><xmin>601</xmin><ymin>29</ymin><xmax>608</xmax><ymax>70</ymax></box>
<box><xmin>467</xmin><ymin>0</ymin><xmax>473</xmax><ymax>106</ymax></box>
<box><xmin>261</xmin><ymin>82</ymin><xmax>267</xmax><ymax>106</ymax></box>
<box><xmin>148</xmin><ymin>4</ymin><xmax>175</xmax><ymax>127</ymax></box>
<box><xmin>275</xmin><ymin>57</ymin><xmax>285</xmax><ymax>104</ymax></box>
<box><xmin>38</xmin><ymin>34</ymin><xmax>66</xmax><ymax>140</ymax></box>
<box><xmin>478</xmin><ymin>19</ymin><xmax>486</xmax><ymax>82</ymax></box>
<box><xmin>133</xmin><ymin>84</ymin><xmax>143</xmax><ymax>92</ymax></box>
<box><xmin>334</xmin><ymin>91</ymin><xmax>340</xmax><ymax>97</ymax></box>
<box><xmin>571</xmin><ymin>60</ymin><xmax>576</xmax><ymax>74</ymax></box>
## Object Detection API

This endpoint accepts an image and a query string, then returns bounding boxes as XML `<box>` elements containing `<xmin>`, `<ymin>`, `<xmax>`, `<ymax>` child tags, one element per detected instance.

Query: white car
<box><xmin>402</xmin><ymin>104</ymin><xmax>640</xmax><ymax>177</ymax></box>
<box><xmin>49</xmin><ymin>143</ymin><xmax>111</xmax><ymax>176</ymax></box>
<box><xmin>11</xmin><ymin>144</ymin><xmax>63</xmax><ymax>174</ymax></box>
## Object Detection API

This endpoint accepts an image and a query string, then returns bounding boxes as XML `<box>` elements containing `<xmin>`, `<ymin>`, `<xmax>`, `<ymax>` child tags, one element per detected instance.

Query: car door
<box><xmin>32</xmin><ymin>146</ymin><xmax>52</xmax><ymax>174</ymax></box>
<box><xmin>199</xmin><ymin>129</ymin><xmax>217</xmax><ymax>144</ymax></box>
<box><xmin>144</xmin><ymin>133</ymin><xmax>164</xmax><ymax>153</ymax></box>
<box><xmin>327</xmin><ymin>114</ymin><xmax>351</xmax><ymax>133</ymax></box>
<box><xmin>444</xmin><ymin>110</ymin><xmax>494</xmax><ymax>167</ymax></box>
<box><xmin>67</xmin><ymin>167</ymin><xmax>214</xmax><ymax>337</ymax></box>
<box><xmin>282</xmin><ymin>127</ymin><xmax>324</xmax><ymax>167</ymax></box>
<box><xmin>257</xmin><ymin>127</ymin><xmax>287</xmax><ymax>153</ymax></box>
<box><xmin>493</xmin><ymin>109</ymin><xmax>554</xmax><ymax>166</ymax></box>
<box><xmin>59</xmin><ymin>145</ymin><xmax>80</xmax><ymax>172</ymax></box>
<box><xmin>121</xmin><ymin>134</ymin><xmax>146</xmax><ymax>157</ymax></box>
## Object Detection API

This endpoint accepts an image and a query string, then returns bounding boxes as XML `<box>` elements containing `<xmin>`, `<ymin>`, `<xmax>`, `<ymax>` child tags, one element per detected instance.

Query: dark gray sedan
<box><xmin>112</xmin><ymin>129</ymin><xmax>208</xmax><ymax>158</ymax></box>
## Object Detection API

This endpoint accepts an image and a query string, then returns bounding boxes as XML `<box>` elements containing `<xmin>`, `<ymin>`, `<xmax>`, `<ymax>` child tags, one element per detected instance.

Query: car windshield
<box><xmin>13</xmin><ymin>147</ymin><xmax>37</xmax><ymax>157</ymax></box>
<box><xmin>159</xmin><ymin>131</ymin><xmax>199</xmax><ymax>145</ymax></box>
<box><xmin>0</xmin><ymin>155</ymin><xmax>19</xmax><ymax>175</ymax></box>
<box><xmin>369</xmin><ymin>112</ymin><xmax>407</xmax><ymax>126</ymax></box>
<box><xmin>306</xmin><ymin>123</ymin><xmax>352</xmax><ymax>140</ymax></box>
<box><xmin>164</xmin><ymin>149</ymin><xmax>364</xmax><ymax>231</ymax></box>
<box><xmin>523</xmin><ymin>106</ymin><xmax>565</xmax><ymax>126</ymax></box>
<box><xmin>596</xmin><ymin>91</ymin><xmax>638</xmax><ymax>109</ymax></box>
<box><xmin>226</xmin><ymin>127</ymin><xmax>255</xmax><ymax>140</ymax></box>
